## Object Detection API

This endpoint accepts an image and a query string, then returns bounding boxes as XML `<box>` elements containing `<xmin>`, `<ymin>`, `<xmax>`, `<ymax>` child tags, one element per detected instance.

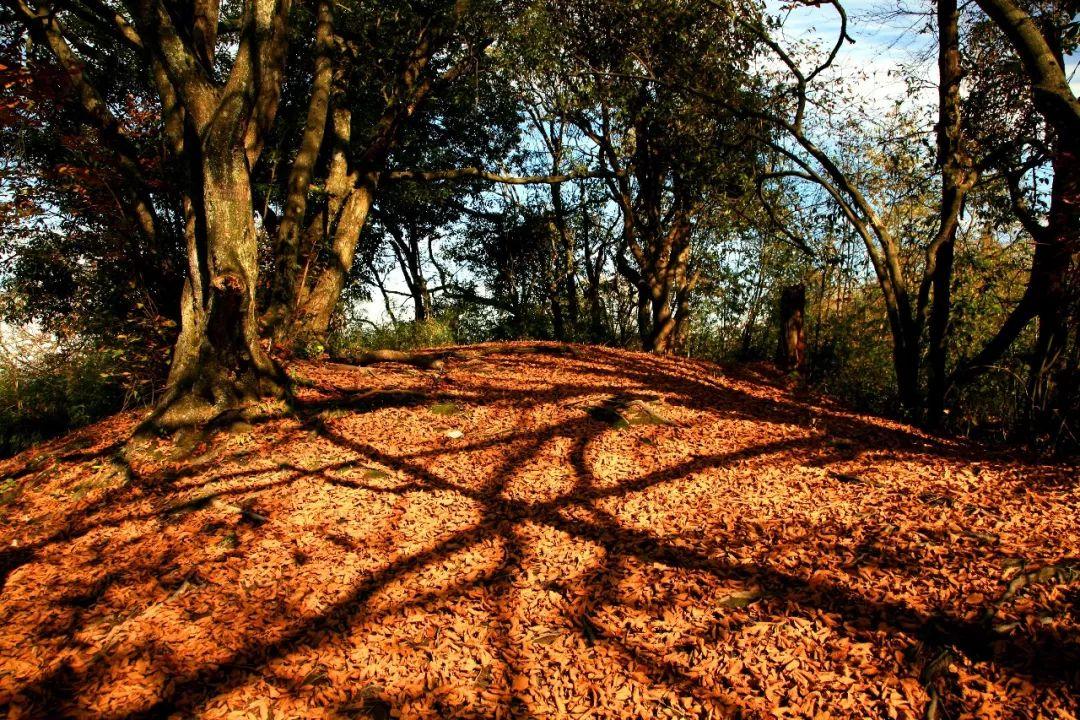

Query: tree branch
<box><xmin>382</xmin><ymin>167</ymin><xmax>620</xmax><ymax>185</ymax></box>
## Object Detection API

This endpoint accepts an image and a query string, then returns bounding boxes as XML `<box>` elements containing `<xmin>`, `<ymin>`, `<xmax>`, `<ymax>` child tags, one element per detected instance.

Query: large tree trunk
<box><xmin>156</xmin><ymin>145</ymin><xmax>284</xmax><ymax>429</ymax></box>
<box><xmin>263</xmin><ymin>0</ymin><xmax>334</xmax><ymax>337</ymax></box>
<box><xmin>139</xmin><ymin>0</ymin><xmax>291</xmax><ymax>430</ymax></box>
<box><xmin>642</xmin><ymin>215</ymin><xmax>693</xmax><ymax>355</ymax></box>
<box><xmin>965</xmin><ymin>0</ymin><xmax>1078</xmax><ymax>446</ymax></box>
<box><xmin>271</xmin><ymin>13</ymin><xmax>462</xmax><ymax>347</ymax></box>
<box><xmin>276</xmin><ymin>106</ymin><xmax>375</xmax><ymax>345</ymax></box>
<box><xmin>293</xmin><ymin>177</ymin><xmax>376</xmax><ymax>341</ymax></box>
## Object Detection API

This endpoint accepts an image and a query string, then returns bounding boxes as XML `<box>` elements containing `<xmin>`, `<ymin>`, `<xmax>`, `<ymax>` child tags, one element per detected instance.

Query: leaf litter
<box><xmin>0</xmin><ymin>342</ymin><xmax>1076</xmax><ymax>719</ymax></box>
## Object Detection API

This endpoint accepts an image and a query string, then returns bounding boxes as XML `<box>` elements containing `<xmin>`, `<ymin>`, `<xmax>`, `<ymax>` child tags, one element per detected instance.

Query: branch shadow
<box><xmin>1</xmin><ymin>344</ymin><xmax>1075</xmax><ymax>719</ymax></box>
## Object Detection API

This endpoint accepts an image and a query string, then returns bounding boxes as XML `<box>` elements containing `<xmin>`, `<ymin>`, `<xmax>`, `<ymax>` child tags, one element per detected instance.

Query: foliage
<box><xmin>0</xmin><ymin>0</ymin><xmax>1076</xmax><ymax>451</ymax></box>
<box><xmin>329</xmin><ymin>317</ymin><xmax>457</xmax><ymax>356</ymax></box>
<box><xmin>0</xmin><ymin>334</ymin><xmax>159</xmax><ymax>457</ymax></box>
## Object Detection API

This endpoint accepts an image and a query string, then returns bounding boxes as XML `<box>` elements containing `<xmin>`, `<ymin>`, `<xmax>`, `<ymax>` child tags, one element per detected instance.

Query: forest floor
<box><xmin>0</xmin><ymin>342</ymin><xmax>1077</xmax><ymax>720</ymax></box>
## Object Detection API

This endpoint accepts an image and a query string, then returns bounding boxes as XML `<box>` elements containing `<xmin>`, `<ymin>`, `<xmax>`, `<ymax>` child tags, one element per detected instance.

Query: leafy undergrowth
<box><xmin>0</xmin><ymin>343</ymin><xmax>1076</xmax><ymax>719</ymax></box>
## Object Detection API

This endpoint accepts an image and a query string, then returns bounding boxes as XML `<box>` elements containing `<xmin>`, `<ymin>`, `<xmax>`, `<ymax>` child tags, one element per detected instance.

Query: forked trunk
<box><xmin>155</xmin><ymin>148</ymin><xmax>284</xmax><ymax>429</ymax></box>
<box><xmin>291</xmin><ymin>177</ymin><xmax>376</xmax><ymax>342</ymax></box>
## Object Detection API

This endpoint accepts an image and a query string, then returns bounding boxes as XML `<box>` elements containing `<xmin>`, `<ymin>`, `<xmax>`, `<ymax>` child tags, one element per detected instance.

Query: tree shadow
<box><xmin>1</xmin><ymin>344</ymin><xmax>1075</xmax><ymax>718</ymax></box>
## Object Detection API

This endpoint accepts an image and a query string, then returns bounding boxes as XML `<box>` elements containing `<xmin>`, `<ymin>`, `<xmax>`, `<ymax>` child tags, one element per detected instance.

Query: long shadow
<box><xmin>3</xmin><ymin>344</ymin><xmax>1075</xmax><ymax>718</ymax></box>
<box><xmin>134</xmin><ymin>422</ymin><xmax>1070</xmax><ymax>715</ymax></box>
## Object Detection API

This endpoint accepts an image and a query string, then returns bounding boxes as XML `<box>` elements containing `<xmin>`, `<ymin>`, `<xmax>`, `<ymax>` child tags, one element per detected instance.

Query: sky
<box><xmin>766</xmin><ymin>0</ymin><xmax>938</xmax><ymax>110</ymax></box>
<box><xmin>770</xmin><ymin>0</ymin><xmax>1079</xmax><ymax>102</ymax></box>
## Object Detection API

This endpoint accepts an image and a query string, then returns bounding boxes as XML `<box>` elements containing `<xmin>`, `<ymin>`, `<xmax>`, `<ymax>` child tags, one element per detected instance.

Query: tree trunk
<box><xmin>293</xmin><ymin>177</ymin><xmax>376</xmax><ymax>341</ymax></box>
<box><xmin>1027</xmin><ymin>147</ymin><xmax>1079</xmax><ymax>437</ymax></box>
<box><xmin>582</xmin><ymin>219</ymin><xmax>608</xmax><ymax>343</ymax></box>
<box><xmin>550</xmin><ymin>181</ymin><xmax>579</xmax><ymax>334</ymax></box>
<box><xmin>155</xmin><ymin>145</ymin><xmax>284</xmax><ymax>429</ymax></box>
<box><xmin>926</xmin><ymin>239</ymin><xmax>956</xmax><ymax>425</ymax></box>
<box><xmin>740</xmin><ymin>261</ymin><xmax>767</xmax><ymax>357</ymax></box>
<box><xmin>407</xmin><ymin>238</ymin><xmax>431</xmax><ymax>322</ymax></box>
<box><xmin>548</xmin><ymin>292</ymin><xmax>566</xmax><ymax>340</ymax></box>
<box><xmin>263</xmin><ymin>0</ymin><xmax>334</xmax><ymax>337</ymax></box>
<box><xmin>647</xmin><ymin>276</ymin><xmax>677</xmax><ymax>353</ymax></box>
<box><xmin>926</xmin><ymin>0</ymin><xmax>968</xmax><ymax>428</ymax></box>
<box><xmin>776</xmin><ymin>283</ymin><xmax>807</xmax><ymax>373</ymax></box>
<box><xmin>543</xmin><ymin>227</ymin><xmax>567</xmax><ymax>341</ymax></box>
<box><xmin>414</xmin><ymin>281</ymin><xmax>431</xmax><ymax>323</ymax></box>
<box><xmin>586</xmin><ymin>282</ymin><xmax>606</xmax><ymax>342</ymax></box>
<box><xmin>635</xmin><ymin>282</ymin><xmax>652</xmax><ymax>349</ymax></box>
<box><xmin>951</xmin><ymin>147</ymin><xmax>1078</xmax><ymax>392</ymax></box>
<box><xmin>893</xmin><ymin>340</ymin><xmax>923</xmax><ymax>417</ymax></box>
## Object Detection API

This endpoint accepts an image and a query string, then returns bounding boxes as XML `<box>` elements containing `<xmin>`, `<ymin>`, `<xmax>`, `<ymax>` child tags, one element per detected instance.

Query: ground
<box><xmin>0</xmin><ymin>343</ymin><xmax>1076</xmax><ymax>719</ymax></box>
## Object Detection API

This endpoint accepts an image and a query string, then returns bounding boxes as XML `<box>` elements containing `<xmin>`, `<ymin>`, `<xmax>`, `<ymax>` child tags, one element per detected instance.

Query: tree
<box><xmin>629</xmin><ymin>0</ymin><xmax>978</xmax><ymax>418</ymax></box>
<box><xmin>262</xmin><ymin>0</ymin><xmax>526</xmax><ymax>346</ymax></box>
<box><xmin>0</xmin><ymin>7</ymin><xmax>183</xmax><ymax>349</ymax></box>
<box><xmin>534</xmin><ymin>0</ymin><xmax>765</xmax><ymax>353</ymax></box>
<box><xmin>3</xmin><ymin>0</ymin><xmax>296</xmax><ymax>428</ymax></box>
<box><xmin>948</xmin><ymin>0</ymin><xmax>1078</xmax><ymax>443</ymax></box>
<box><xmin>927</xmin><ymin>0</ymin><xmax>978</xmax><ymax>426</ymax></box>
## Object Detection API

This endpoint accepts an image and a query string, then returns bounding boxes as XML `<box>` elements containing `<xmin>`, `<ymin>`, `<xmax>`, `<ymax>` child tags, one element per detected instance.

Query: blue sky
<box><xmin>765</xmin><ymin>0</ymin><xmax>938</xmax><ymax>111</ymax></box>
<box><xmin>767</xmin><ymin>0</ymin><xmax>1079</xmax><ymax>104</ymax></box>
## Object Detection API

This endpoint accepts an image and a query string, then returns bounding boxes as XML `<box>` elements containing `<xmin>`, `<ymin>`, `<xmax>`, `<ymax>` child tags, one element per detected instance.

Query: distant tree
<box><xmin>527</xmin><ymin>0</ymin><xmax>766</xmax><ymax>353</ymax></box>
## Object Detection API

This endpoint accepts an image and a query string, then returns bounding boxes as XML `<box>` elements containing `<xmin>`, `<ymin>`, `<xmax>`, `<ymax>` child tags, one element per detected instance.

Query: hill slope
<box><xmin>0</xmin><ymin>343</ymin><xmax>1077</xmax><ymax>719</ymax></box>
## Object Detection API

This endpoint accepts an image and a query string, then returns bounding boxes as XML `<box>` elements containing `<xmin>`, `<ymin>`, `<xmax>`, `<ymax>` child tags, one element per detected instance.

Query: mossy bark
<box><xmin>154</xmin><ymin>146</ymin><xmax>285</xmax><ymax>430</ymax></box>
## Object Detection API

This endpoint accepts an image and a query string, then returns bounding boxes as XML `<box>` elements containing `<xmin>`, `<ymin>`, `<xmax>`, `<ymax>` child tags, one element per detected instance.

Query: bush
<box><xmin>0</xmin><ymin>339</ymin><xmax>158</xmax><ymax>458</ymax></box>
<box><xmin>329</xmin><ymin>317</ymin><xmax>457</xmax><ymax>356</ymax></box>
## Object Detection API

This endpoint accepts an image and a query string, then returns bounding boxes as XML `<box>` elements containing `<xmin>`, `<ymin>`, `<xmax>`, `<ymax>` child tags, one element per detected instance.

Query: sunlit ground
<box><xmin>1</xmin><ymin>343</ymin><xmax>1076</xmax><ymax>719</ymax></box>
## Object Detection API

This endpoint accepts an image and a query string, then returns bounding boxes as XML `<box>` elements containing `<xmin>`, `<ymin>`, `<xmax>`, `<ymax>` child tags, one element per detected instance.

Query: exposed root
<box><xmin>991</xmin><ymin>561</ymin><xmax>1080</xmax><ymax>611</ymax></box>
<box><xmin>133</xmin><ymin>356</ymin><xmax>293</xmax><ymax>444</ymax></box>
<box><xmin>918</xmin><ymin>647</ymin><xmax>954</xmax><ymax>720</ymax></box>
<box><xmin>582</xmin><ymin>393</ymin><xmax>674</xmax><ymax>428</ymax></box>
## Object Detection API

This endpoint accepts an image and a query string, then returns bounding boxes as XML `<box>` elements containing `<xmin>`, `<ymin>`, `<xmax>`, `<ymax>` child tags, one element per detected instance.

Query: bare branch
<box><xmin>382</xmin><ymin>167</ymin><xmax>620</xmax><ymax>185</ymax></box>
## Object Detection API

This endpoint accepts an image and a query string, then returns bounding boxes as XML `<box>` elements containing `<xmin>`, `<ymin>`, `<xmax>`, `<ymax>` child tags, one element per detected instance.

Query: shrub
<box><xmin>329</xmin><ymin>317</ymin><xmax>457</xmax><ymax>356</ymax></box>
<box><xmin>0</xmin><ymin>336</ymin><xmax>160</xmax><ymax>458</ymax></box>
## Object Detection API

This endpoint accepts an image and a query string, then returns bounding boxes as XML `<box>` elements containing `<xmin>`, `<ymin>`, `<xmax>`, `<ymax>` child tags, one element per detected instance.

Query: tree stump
<box><xmin>777</xmin><ymin>283</ymin><xmax>807</xmax><ymax>373</ymax></box>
